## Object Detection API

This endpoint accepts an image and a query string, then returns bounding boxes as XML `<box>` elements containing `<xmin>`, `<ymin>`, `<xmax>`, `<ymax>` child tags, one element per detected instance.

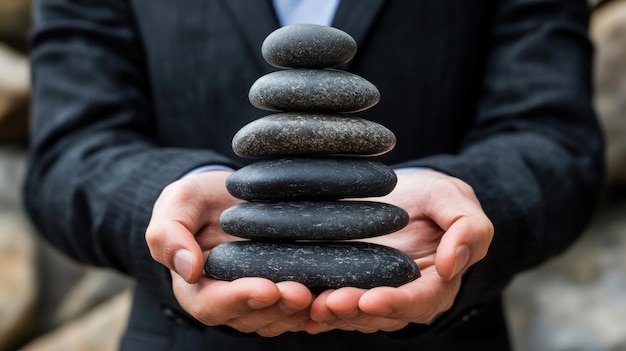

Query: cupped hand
<box><xmin>306</xmin><ymin>170</ymin><xmax>494</xmax><ymax>334</ymax></box>
<box><xmin>145</xmin><ymin>171</ymin><xmax>315</xmax><ymax>336</ymax></box>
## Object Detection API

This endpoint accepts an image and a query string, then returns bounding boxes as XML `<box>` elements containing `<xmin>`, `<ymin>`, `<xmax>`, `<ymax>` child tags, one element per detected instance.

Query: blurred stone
<box><xmin>262</xmin><ymin>24</ymin><xmax>357</xmax><ymax>68</ymax></box>
<box><xmin>0</xmin><ymin>146</ymin><xmax>132</xmax><ymax>351</ymax></box>
<box><xmin>34</xmin><ymin>236</ymin><xmax>133</xmax><ymax>334</ymax></box>
<box><xmin>0</xmin><ymin>213</ymin><xmax>36</xmax><ymax>351</ymax></box>
<box><xmin>0</xmin><ymin>43</ymin><xmax>29</xmax><ymax>144</ymax></box>
<box><xmin>249</xmin><ymin>69</ymin><xmax>380</xmax><ymax>113</ymax></box>
<box><xmin>53</xmin><ymin>269</ymin><xmax>133</xmax><ymax>326</ymax></box>
<box><xmin>0</xmin><ymin>146</ymin><xmax>34</xmax><ymax>351</ymax></box>
<box><xmin>505</xmin><ymin>198</ymin><xmax>626</xmax><ymax>351</ymax></box>
<box><xmin>18</xmin><ymin>290</ymin><xmax>132</xmax><ymax>351</ymax></box>
<box><xmin>591</xmin><ymin>0</ymin><xmax>626</xmax><ymax>187</ymax></box>
<box><xmin>232</xmin><ymin>113</ymin><xmax>396</xmax><ymax>157</ymax></box>
<box><xmin>0</xmin><ymin>0</ymin><xmax>31</xmax><ymax>53</ymax></box>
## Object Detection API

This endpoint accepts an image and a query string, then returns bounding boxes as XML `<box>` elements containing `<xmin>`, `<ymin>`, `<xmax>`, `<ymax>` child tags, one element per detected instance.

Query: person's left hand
<box><xmin>304</xmin><ymin>170</ymin><xmax>494</xmax><ymax>333</ymax></box>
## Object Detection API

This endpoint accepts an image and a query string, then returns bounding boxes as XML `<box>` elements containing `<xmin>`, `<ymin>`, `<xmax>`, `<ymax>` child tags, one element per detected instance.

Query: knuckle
<box><xmin>257</xmin><ymin>324</ymin><xmax>287</xmax><ymax>337</ymax></box>
<box><xmin>194</xmin><ymin>308</ymin><xmax>221</xmax><ymax>327</ymax></box>
<box><xmin>227</xmin><ymin>319</ymin><xmax>258</xmax><ymax>334</ymax></box>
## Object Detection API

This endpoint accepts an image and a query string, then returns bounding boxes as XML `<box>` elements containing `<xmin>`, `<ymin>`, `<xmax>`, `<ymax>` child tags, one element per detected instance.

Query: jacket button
<box><xmin>462</xmin><ymin>308</ymin><xmax>479</xmax><ymax>322</ymax></box>
<box><xmin>161</xmin><ymin>306</ymin><xmax>187</xmax><ymax>326</ymax></box>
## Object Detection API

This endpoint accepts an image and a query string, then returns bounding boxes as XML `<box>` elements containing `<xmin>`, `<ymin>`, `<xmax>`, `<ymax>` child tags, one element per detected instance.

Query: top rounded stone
<box><xmin>262</xmin><ymin>24</ymin><xmax>357</xmax><ymax>68</ymax></box>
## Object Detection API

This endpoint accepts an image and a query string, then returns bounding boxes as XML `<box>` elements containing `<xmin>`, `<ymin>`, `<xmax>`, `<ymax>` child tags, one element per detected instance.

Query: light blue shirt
<box><xmin>273</xmin><ymin>0</ymin><xmax>340</xmax><ymax>27</ymax></box>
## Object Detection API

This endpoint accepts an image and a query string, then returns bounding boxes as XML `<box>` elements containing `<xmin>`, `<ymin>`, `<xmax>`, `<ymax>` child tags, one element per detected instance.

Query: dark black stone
<box><xmin>220</xmin><ymin>201</ymin><xmax>409</xmax><ymax>240</ymax></box>
<box><xmin>226</xmin><ymin>158</ymin><xmax>397</xmax><ymax>201</ymax></box>
<box><xmin>205</xmin><ymin>241</ymin><xmax>420</xmax><ymax>289</ymax></box>
<box><xmin>232</xmin><ymin>113</ymin><xmax>396</xmax><ymax>157</ymax></box>
<box><xmin>248</xmin><ymin>69</ymin><xmax>380</xmax><ymax>113</ymax></box>
<box><xmin>261</xmin><ymin>24</ymin><xmax>357</xmax><ymax>68</ymax></box>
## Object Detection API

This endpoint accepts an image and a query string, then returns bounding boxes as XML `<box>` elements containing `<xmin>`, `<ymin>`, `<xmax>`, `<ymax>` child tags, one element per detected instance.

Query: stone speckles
<box><xmin>248</xmin><ymin>69</ymin><xmax>380</xmax><ymax>113</ymax></box>
<box><xmin>232</xmin><ymin>113</ymin><xmax>396</xmax><ymax>157</ymax></box>
<box><xmin>262</xmin><ymin>24</ymin><xmax>357</xmax><ymax>68</ymax></box>
<box><xmin>205</xmin><ymin>241</ymin><xmax>420</xmax><ymax>289</ymax></box>
<box><xmin>220</xmin><ymin>201</ymin><xmax>409</xmax><ymax>240</ymax></box>
<box><xmin>225</xmin><ymin>158</ymin><xmax>397</xmax><ymax>201</ymax></box>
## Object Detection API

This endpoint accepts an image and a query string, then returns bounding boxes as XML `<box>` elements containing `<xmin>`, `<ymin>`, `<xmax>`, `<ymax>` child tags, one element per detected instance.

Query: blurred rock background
<box><xmin>1</xmin><ymin>1</ymin><xmax>625</xmax><ymax>350</ymax></box>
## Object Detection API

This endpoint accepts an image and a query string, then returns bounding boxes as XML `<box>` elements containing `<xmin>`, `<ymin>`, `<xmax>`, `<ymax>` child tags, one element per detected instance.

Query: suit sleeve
<box><xmin>23</xmin><ymin>0</ymin><xmax>238</xmax><ymax>318</ymax></box>
<box><xmin>392</xmin><ymin>0</ymin><xmax>605</xmax><ymax>331</ymax></box>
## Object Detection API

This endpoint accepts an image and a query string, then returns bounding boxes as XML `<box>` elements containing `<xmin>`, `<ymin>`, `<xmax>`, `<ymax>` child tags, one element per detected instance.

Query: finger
<box><xmin>146</xmin><ymin>182</ymin><xmax>208</xmax><ymax>282</ymax></box>
<box><xmin>225</xmin><ymin>281</ymin><xmax>313</xmax><ymax>333</ymax></box>
<box><xmin>304</xmin><ymin>319</ymin><xmax>336</xmax><ymax>334</ymax></box>
<box><xmin>435</xmin><ymin>213</ymin><xmax>493</xmax><ymax>280</ymax></box>
<box><xmin>254</xmin><ymin>309</ymin><xmax>311</xmax><ymax>337</ymax></box>
<box><xmin>421</xmin><ymin>176</ymin><xmax>494</xmax><ymax>280</ymax></box>
<box><xmin>309</xmin><ymin>289</ymin><xmax>336</xmax><ymax>323</ymax></box>
<box><xmin>309</xmin><ymin>289</ymin><xmax>355</xmax><ymax>331</ymax></box>
<box><xmin>325</xmin><ymin>287</ymin><xmax>363</xmax><ymax>318</ymax></box>
<box><xmin>357</xmin><ymin>267</ymin><xmax>461</xmax><ymax>324</ymax></box>
<box><xmin>172</xmin><ymin>275</ymin><xmax>282</xmax><ymax>326</ymax></box>
<box><xmin>146</xmin><ymin>172</ymin><xmax>234</xmax><ymax>282</ymax></box>
<box><xmin>312</xmin><ymin>288</ymin><xmax>408</xmax><ymax>333</ymax></box>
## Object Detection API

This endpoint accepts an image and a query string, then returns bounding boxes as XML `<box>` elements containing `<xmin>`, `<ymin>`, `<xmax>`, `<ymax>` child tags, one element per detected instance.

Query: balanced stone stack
<box><xmin>205</xmin><ymin>24</ymin><xmax>420</xmax><ymax>289</ymax></box>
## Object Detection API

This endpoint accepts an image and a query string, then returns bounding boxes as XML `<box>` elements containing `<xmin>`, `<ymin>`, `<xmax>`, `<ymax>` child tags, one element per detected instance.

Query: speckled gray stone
<box><xmin>226</xmin><ymin>158</ymin><xmax>397</xmax><ymax>201</ymax></box>
<box><xmin>205</xmin><ymin>241</ymin><xmax>420</xmax><ymax>289</ymax></box>
<box><xmin>262</xmin><ymin>24</ymin><xmax>357</xmax><ymax>68</ymax></box>
<box><xmin>220</xmin><ymin>201</ymin><xmax>409</xmax><ymax>240</ymax></box>
<box><xmin>232</xmin><ymin>113</ymin><xmax>396</xmax><ymax>157</ymax></box>
<box><xmin>248</xmin><ymin>69</ymin><xmax>380</xmax><ymax>113</ymax></box>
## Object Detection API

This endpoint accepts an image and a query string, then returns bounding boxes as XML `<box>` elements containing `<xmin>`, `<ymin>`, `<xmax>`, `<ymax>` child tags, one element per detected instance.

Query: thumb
<box><xmin>146</xmin><ymin>219</ymin><xmax>206</xmax><ymax>283</ymax></box>
<box><xmin>435</xmin><ymin>217</ymin><xmax>492</xmax><ymax>280</ymax></box>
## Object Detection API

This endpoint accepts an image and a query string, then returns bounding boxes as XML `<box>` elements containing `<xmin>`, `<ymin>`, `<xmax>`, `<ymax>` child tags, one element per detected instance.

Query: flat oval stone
<box><xmin>248</xmin><ymin>69</ymin><xmax>380</xmax><ymax>113</ymax></box>
<box><xmin>220</xmin><ymin>201</ymin><xmax>409</xmax><ymax>240</ymax></box>
<box><xmin>262</xmin><ymin>24</ymin><xmax>357</xmax><ymax>68</ymax></box>
<box><xmin>205</xmin><ymin>241</ymin><xmax>420</xmax><ymax>289</ymax></box>
<box><xmin>232</xmin><ymin>113</ymin><xmax>396</xmax><ymax>157</ymax></box>
<box><xmin>226</xmin><ymin>158</ymin><xmax>397</xmax><ymax>201</ymax></box>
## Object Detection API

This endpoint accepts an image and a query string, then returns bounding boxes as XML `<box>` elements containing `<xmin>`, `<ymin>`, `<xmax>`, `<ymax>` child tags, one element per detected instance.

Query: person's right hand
<box><xmin>145</xmin><ymin>171</ymin><xmax>315</xmax><ymax>337</ymax></box>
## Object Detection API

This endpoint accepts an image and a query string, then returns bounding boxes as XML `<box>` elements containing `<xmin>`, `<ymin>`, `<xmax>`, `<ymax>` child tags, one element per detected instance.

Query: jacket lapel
<box><xmin>217</xmin><ymin>0</ymin><xmax>279</xmax><ymax>70</ymax></box>
<box><xmin>332</xmin><ymin>0</ymin><xmax>387</xmax><ymax>69</ymax></box>
<box><xmin>218</xmin><ymin>0</ymin><xmax>386</xmax><ymax>70</ymax></box>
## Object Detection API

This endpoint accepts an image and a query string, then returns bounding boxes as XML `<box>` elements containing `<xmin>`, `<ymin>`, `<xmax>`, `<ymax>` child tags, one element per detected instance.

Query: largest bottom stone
<box><xmin>205</xmin><ymin>241</ymin><xmax>420</xmax><ymax>289</ymax></box>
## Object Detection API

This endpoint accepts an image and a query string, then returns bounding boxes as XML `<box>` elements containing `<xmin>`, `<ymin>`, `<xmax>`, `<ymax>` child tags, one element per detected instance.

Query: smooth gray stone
<box><xmin>205</xmin><ymin>241</ymin><xmax>420</xmax><ymax>289</ymax></box>
<box><xmin>232</xmin><ymin>113</ymin><xmax>396</xmax><ymax>157</ymax></box>
<box><xmin>262</xmin><ymin>24</ymin><xmax>357</xmax><ymax>68</ymax></box>
<box><xmin>248</xmin><ymin>69</ymin><xmax>380</xmax><ymax>113</ymax></box>
<box><xmin>220</xmin><ymin>201</ymin><xmax>409</xmax><ymax>240</ymax></box>
<box><xmin>226</xmin><ymin>158</ymin><xmax>397</xmax><ymax>201</ymax></box>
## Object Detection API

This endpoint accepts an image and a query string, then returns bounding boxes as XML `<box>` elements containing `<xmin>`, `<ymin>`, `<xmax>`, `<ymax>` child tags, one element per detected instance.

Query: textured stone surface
<box><xmin>226</xmin><ymin>158</ymin><xmax>397</xmax><ymax>201</ymax></box>
<box><xmin>248</xmin><ymin>69</ymin><xmax>380</xmax><ymax>113</ymax></box>
<box><xmin>220</xmin><ymin>201</ymin><xmax>409</xmax><ymax>240</ymax></box>
<box><xmin>232</xmin><ymin>113</ymin><xmax>396</xmax><ymax>157</ymax></box>
<box><xmin>262</xmin><ymin>24</ymin><xmax>357</xmax><ymax>68</ymax></box>
<box><xmin>205</xmin><ymin>241</ymin><xmax>420</xmax><ymax>289</ymax></box>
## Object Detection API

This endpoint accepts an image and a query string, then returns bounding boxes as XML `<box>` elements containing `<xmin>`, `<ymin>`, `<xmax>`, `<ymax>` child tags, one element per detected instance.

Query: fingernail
<box><xmin>452</xmin><ymin>245</ymin><xmax>470</xmax><ymax>278</ymax></box>
<box><xmin>173</xmin><ymin>249</ymin><xmax>193</xmax><ymax>282</ymax></box>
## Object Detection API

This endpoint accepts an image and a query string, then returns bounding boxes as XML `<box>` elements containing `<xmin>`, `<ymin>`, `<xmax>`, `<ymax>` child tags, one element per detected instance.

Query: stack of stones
<box><xmin>205</xmin><ymin>24</ymin><xmax>420</xmax><ymax>289</ymax></box>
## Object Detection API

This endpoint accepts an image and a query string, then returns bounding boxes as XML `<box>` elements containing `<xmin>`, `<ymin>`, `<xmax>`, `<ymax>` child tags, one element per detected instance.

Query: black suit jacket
<box><xmin>24</xmin><ymin>0</ymin><xmax>605</xmax><ymax>350</ymax></box>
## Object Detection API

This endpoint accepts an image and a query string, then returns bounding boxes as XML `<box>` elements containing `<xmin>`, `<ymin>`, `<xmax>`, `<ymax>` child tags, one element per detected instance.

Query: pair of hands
<box><xmin>145</xmin><ymin>169</ymin><xmax>493</xmax><ymax>337</ymax></box>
